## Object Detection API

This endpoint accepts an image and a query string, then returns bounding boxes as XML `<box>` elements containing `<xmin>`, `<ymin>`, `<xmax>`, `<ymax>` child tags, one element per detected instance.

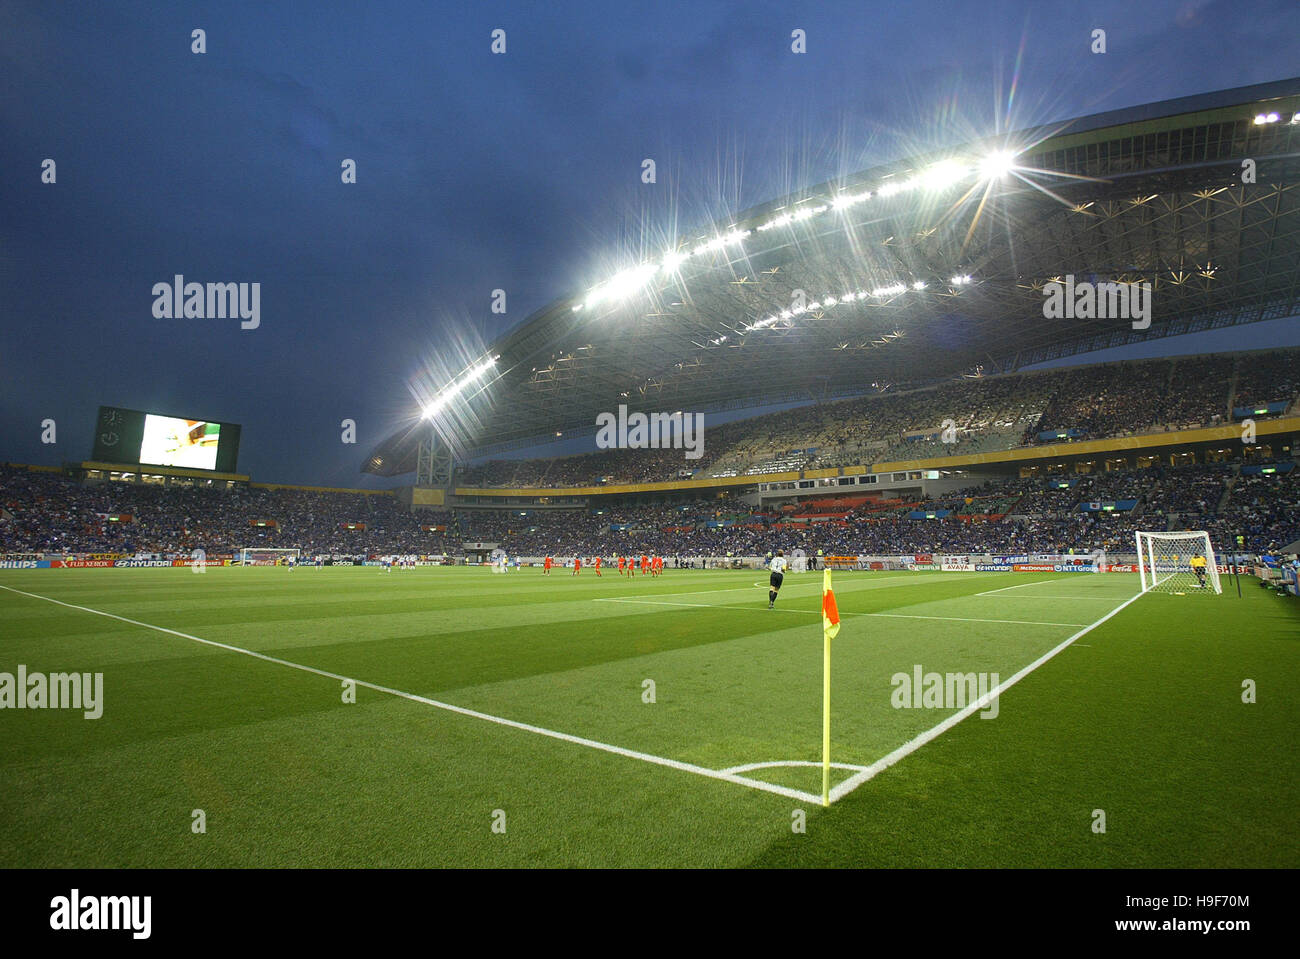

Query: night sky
<box><xmin>2</xmin><ymin>0</ymin><xmax>1296</xmax><ymax>486</ymax></box>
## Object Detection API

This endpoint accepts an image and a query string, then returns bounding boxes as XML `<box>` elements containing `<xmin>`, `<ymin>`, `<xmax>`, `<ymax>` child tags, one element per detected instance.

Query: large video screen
<box><xmin>91</xmin><ymin>406</ymin><xmax>242</xmax><ymax>473</ymax></box>
<box><xmin>139</xmin><ymin>415</ymin><xmax>221</xmax><ymax>469</ymax></box>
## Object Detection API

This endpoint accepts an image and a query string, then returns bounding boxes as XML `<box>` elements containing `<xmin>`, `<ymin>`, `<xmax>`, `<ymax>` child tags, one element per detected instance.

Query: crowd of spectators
<box><xmin>1234</xmin><ymin>350</ymin><xmax>1300</xmax><ymax>410</ymax></box>
<box><xmin>0</xmin><ymin>466</ymin><xmax>453</xmax><ymax>557</ymax></box>
<box><xmin>453</xmin><ymin>349</ymin><xmax>1299</xmax><ymax>489</ymax></box>
<box><xmin>1210</xmin><ymin>469</ymin><xmax>1300</xmax><ymax>554</ymax></box>
<box><xmin>9</xmin><ymin>458</ymin><xmax>1289</xmax><ymax>559</ymax></box>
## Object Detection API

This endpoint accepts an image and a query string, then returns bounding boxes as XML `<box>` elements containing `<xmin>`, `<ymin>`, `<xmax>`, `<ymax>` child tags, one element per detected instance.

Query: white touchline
<box><xmin>0</xmin><ymin>584</ymin><xmax>822</xmax><ymax>805</ymax></box>
<box><xmin>827</xmin><ymin>591</ymin><xmax>1145</xmax><ymax>803</ymax></box>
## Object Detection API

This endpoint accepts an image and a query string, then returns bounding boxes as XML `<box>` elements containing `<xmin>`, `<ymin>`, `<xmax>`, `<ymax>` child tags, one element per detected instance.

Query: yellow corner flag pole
<box><xmin>821</xmin><ymin>566</ymin><xmax>840</xmax><ymax>808</ymax></box>
<box><xmin>822</xmin><ymin>621</ymin><xmax>831</xmax><ymax>806</ymax></box>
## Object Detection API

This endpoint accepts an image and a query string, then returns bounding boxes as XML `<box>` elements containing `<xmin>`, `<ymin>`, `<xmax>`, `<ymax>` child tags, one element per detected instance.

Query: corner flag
<box><xmin>821</xmin><ymin>567</ymin><xmax>840</xmax><ymax>806</ymax></box>
<box><xmin>822</xmin><ymin>567</ymin><xmax>840</xmax><ymax>640</ymax></box>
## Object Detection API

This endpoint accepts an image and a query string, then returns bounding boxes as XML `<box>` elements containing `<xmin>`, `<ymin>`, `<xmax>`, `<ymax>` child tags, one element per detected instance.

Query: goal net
<box><xmin>238</xmin><ymin>547</ymin><xmax>300</xmax><ymax>566</ymax></box>
<box><xmin>1135</xmin><ymin>531</ymin><xmax>1221</xmax><ymax>595</ymax></box>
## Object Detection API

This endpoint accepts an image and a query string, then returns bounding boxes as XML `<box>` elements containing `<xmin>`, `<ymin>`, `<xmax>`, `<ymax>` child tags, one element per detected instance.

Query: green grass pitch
<box><xmin>1</xmin><ymin>565</ymin><xmax>1296</xmax><ymax>867</ymax></box>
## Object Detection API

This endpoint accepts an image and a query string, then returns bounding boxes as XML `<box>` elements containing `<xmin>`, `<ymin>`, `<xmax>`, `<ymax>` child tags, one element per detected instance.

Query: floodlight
<box><xmin>979</xmin><ymin>150</ymin><xmax>1016</xmax><ymax>178</ymax></box>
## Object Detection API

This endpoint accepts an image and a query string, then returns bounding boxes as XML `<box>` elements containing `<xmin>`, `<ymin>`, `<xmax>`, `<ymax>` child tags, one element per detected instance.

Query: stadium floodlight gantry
<box><xmin>365</xmin><ymin>79</ymin><xmax>1300</xmax><ymax>477</ymax></box>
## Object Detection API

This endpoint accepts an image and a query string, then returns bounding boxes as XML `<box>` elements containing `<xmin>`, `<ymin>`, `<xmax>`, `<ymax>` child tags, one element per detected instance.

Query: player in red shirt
<box><xmin>572</xmin><ymin>556</ymin><xmax>581</xmax><ymax>576</ymax></box>
<box><xmin>652</xmin><ymin>555</ymin><xmax>662</xmax><ymax>576</ymax></box>
<box><xmin>543</xmin><ymin>556</ymin><xmax>553</xmax><ymax>575</ymax></box>
<box><xmin>618</xmin><ymin>556</ymin><xmax>626</xmax><ymax>576</ymax></box>
<box><xmin>640</xmin><ymin>554</ymin><xmax>649</xmax><ymax>575</ymax></box>
<box><xmin>594</xmin><ymin>555</ymin><xmax>602</xmax><ymax>576</ymax></box>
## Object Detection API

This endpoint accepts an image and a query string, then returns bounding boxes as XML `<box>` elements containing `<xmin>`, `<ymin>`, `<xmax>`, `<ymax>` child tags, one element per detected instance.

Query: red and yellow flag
<box><xmin>822</xmin><ymin>567</ymin><xmax>840</xmax><ymax>640</ymax></box>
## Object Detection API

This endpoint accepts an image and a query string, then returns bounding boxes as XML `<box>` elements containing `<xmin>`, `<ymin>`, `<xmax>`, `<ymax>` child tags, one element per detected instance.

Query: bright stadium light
<box><xmin>917</xmin><ymin>160</ymin><xmax>969</xmax><ymax>191</ymax></box>
<box><xmin>979</xmin><ymin>150</ymin><xmax>1016</xmax><ymax>178</ymax></box>
<box><xmin>950</xmin><ymin>274</ymin><xmax>972</xmax><ymax>286</ymax></box>
<box><xmin>661</xmin><ymin>249</ymin><xmax>689</xmax><ymax>272</ymax></box>
<box><xmin>757</xmin><ymin>212</ymin><xmax>792</xmax><ymax>231</ymax></box>
<box><xmin>912</xmin><ymin>280</ymin><xmax>927</xmax><ymax>291</ymax></box>
<box><xmin>1254</xmin><ymin>112</ymin><xmax>1280</xmax><ymax>124</ymax></box>
<box><xmin>832</xmin><ymin>190</ymin><xmax>870</xmax><ymax>210</ymax></box>
<box><xmin>585</xmin><ymin>262</ymin><xmax>658</xmax><ymax>309</ymax></box>
<box><xmin>693</xmin><ymin>228</ymin><xmax>750</xmax><ymax>256</ymax></box>
<box><xmin>423</xmin><ymin>354</ymin><xmax>498</xmax><ymax>419</ymax></box>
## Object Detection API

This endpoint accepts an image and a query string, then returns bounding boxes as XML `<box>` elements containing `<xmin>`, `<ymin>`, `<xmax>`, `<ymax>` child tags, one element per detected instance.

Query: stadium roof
<box><xmin>366</xmin><ymin>78</ymin><xmax>1300</xmax><ymax>476</ymax></box>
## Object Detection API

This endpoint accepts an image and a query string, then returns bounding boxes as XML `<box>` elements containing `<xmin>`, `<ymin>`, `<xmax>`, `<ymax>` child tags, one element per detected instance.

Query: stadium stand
<box><xmin>0</xmin><ymin>465</ymin><xmax>453</xmax><ymax>557</ymax></box>
<box><xmin>453</xmin><ymin>349</ymin><xmax>1300</xmax><ymax>488</ymax></box>
<box><xmin>5</xmin><ymin>456</ymin><xmax>1295</xmax><ymax>558</ymax></box>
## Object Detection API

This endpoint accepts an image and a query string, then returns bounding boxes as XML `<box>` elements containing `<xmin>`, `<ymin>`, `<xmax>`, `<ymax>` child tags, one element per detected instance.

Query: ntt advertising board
<box><xmin>91</xmin><ymin>406</ymin><xmax>242</xmax><ymax>473</ymax></box>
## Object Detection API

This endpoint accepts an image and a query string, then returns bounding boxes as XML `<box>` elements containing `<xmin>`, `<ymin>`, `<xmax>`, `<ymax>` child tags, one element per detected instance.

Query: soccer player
<box><xmin>594</xmin><ymin>555</ymin><xmax>602</xmax><ymax>576</ymax></box>
<box><xmin>544</xmin><ymin>556</ymin><xmax>553</xmax><ymax>575</ymax></box>
<box><xmin>652</xmin><ymin>555</ymin><xmax>662</xmax><ymax>577</ymax></box>
<box><xmin>618</xmin><ymin>555</ymin><xmax>626</xmax><ymax>576</ymax></box>
<box><xmin>767</xmin><ymin>550</ymin><xmax>787</xmax><ymax>609</ymax></box>
<box><xmin>641</xmin><ymin>553</ymin><xmax>649</xmax><ymax>576</ymax></box>
<box><xmin>1190</xmin><ymin>553</ymin><xmax>1207</xmax><ymax>588</ymax></box>
<box><xmin>572</xmin><ymin>556</ymin><xmax>582</xmax><ymax>576</ymax></box>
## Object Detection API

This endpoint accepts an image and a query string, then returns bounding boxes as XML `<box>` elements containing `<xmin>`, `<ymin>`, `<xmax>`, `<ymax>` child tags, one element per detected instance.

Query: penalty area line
<box><xmin>0</xmin><ymin>584</ymin><xmax>822</xmax><ymax>806</ymax></box>
<box><xmin>975</xmin><ymin>579</ymin><xmax>1055</xmax><ymax>596</ymax></box>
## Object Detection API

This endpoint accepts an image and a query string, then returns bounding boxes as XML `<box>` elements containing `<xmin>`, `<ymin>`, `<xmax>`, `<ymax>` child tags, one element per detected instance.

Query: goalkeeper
<box><xmin>1190</xmin><ymin>554</ymin><xmax>1207</xmax><ymax>588</ymax></box>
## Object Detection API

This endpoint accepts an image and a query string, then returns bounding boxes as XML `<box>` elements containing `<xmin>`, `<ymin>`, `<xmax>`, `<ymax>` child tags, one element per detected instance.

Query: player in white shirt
<box><xmin>768</xmin><ymin>550</ymin><xmax>787</xmax><ymax>609</ymax></box>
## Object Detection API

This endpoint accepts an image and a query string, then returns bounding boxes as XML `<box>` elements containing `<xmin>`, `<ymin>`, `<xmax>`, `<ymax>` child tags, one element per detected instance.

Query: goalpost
<box><xmin>237</xmin><ymin>547</ymin><xmax>300</xmax><ymax>566</ymax></box>
<box><xmin>1135</xmin><ymin>531</ymin><xmax>1221</xmax><ymax>595</ymax></box>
